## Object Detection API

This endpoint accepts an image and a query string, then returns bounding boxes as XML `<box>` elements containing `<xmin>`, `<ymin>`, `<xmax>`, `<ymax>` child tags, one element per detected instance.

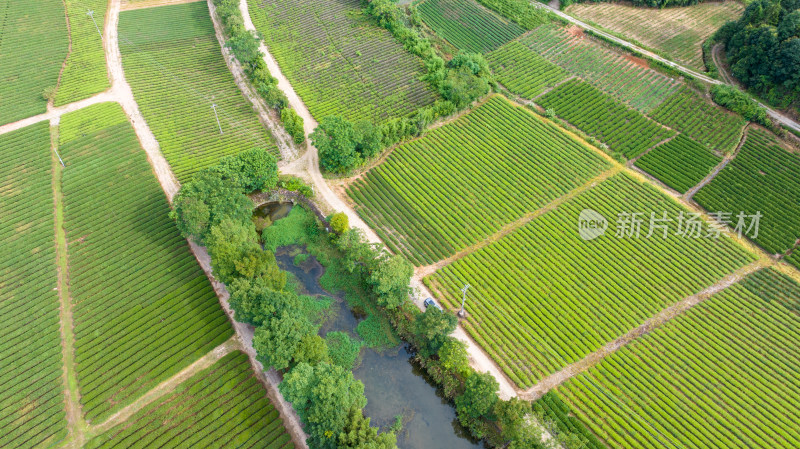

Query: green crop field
<box><xmin>417</xmin><ymin>0</ymin><xmax>525</xmax><ymax>53</ymax></box>
<box><xmin>119</xmin><ymin>2</ymin><xmax>275</xmax><ymax>183</ymax></box>
<box><xmin>0</xmin><ymin>1</ymin><xmax>69</xmax><ymax>125</ymax></box>
<box><xmin>522</xmin><ymin>24</ymin><xmax>681</xmax><ymax>113</ymax></box>
<box><xmin>537</xmin><ymin>79</ymin><xmax>675</xmax><ymax>160</ymax></box>
<box><xmin>650</xmin><ymin>87</ymin><xmax>745</xmax><ymax>153</ymax></box>
<box><xmin>0</xmin><ymin>123</ymin><xmax>67</xmax><ymax>448</ymax></box>
<box><xmin>347</xmin><ymin>96</ymin><xmax>611</xmax><ymax>266</ymax></box>
<box><xmin>59</xmin><ymin>103</ymin><xmax>233</xmax><ymax>422</ymax></box>
<box><xmin>427</xmin><ymin>173</ymin><xmax>754</xmax><ymax>388</ymax></box>
<box><xmin>85</xmin><ymin>351</ymin><xmax>295</xmax><ymax>449</ymax></box>
<box><xmin>694</xmin><ymin>129</ymin><xmax>800</xmax><ymax>256</ymax></box>
<box><xmin>565</xmin><ymin>2</ymin><xmax>744</xmax><ymax>71</ymax></box>
<box><xmin>556</xmin><ymin>268</ymin><xmax>800</xmax><ymax>449</ymax></box>
<box><xmin>55</xmin><ymin>0</ymin><xmax>110</xmax><ymax>106</ymax></box>
<box><xmin>635</xmin><ymin>135</ymin><xmax>721</xmax><ymax>193</ymax></box>
<box><xmin>248</xmin><ymin>0</ymin><xmax>437</xmax><ymax>123</ymax></box>
<box><xmin>487</xmin><ymin>41</ymin><xmax>570</xmax><ymax>99</ymax></box>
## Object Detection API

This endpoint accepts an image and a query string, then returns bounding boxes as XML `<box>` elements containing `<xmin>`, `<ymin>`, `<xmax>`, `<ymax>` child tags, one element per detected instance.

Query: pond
<box><xmin>275</xmin><ymin>248</ymin><xmax>484</xmax><ymax>449</ymax></box>
<box><xmin>253</xmin><ymin>201</ymin><xmax>294</xmax><ymax>223</ymax></box>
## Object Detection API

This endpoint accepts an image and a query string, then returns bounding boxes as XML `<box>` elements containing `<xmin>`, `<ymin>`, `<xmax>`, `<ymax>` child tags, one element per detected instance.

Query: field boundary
<box><xmin>51</xmin><ymin>120</ymin><xmax>88</xmax><ymax>449</ymax></box>
<box><xmin>88</xmin><ymin>337</ymin><xmax>241</xmax><ymax>435</ymax></box>
<box><xmin>684</xmin><ymin>123</ymin><xmax>750</xmax><ymax>201</ymax></box>
<box><xmin>415</xmin><ymin>165</ymin><xmax>623</xmax><ymax>279</ymax></box>
<box><xmin>519</xmin><ymin>259</ymin><xmax>770</xmax><ymax>400</ymax></box>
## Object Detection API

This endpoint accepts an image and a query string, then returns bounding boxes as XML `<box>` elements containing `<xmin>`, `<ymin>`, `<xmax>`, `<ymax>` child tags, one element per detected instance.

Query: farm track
<box><xmin>414</xmin><ymin>165</ymin><xmax>624</xmax><ymax>279</ymax></box>
<box><xmin>532</xmin><ymin>1</ymin><xmax>800</xmax><ymax>135</ymax></box>
<box><xmin>88</xmin><ymin>337</ymin><xmax>240</xmax><ymax>435</ymax></box>
<box><xmin>519</xmin><ymin>259</ymin><xmax>772</xmax><ymax>401</ymax></box>
<box><xmin>52</xmin><ymin>120</ymin><xmax>87</xmax><ymax>449</ymax></box>
<box><xmin>120</xmin><ymin>0</ymin><xmax>203</xmax><ymax>10</ymax></box>
<box><xmin>684</xmin><ymin>123</ymin><xmax>750</xmax><ymax>201</ymax></box>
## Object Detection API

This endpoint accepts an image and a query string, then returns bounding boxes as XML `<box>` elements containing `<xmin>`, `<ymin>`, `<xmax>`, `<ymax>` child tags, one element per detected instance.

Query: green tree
<box><xmin>226</xmin><ymin>30</ymin><xmax>262</xmax><ymax>69</ymax></box>
<box><xmin>170</xmin><ymin>172</ymin><xmax>251</xmax><ymax>242</ymax></box>
<box><xmin>217</xmin><ymin>148</ymin><xmax>279</xmax><ymax>192</ymax></box>
<box><xmin>330</xmin><ymin>212</ymin><xmax>350</xmax><ymax>235</ymax></box>
<box><xmin>293</xmin><ymin>334</ymin><xmax>330</xmax><ymax>366</ymax></box>
<box><xmin>205</xmin><ymin>218</ymin><xmax>284</xmax><ymax>284</ymax></box>
<box><xmin>280</xmin><ymin>362</ymin><xmax>368</xmax><ymax>449</ymax></box>
<box><xmin>367</xmin><ymin>254</ymin><xmax>413</xmax><ymax>309</ymax></box>
<box><xmin>338</xmin><ymin>407</ymin><xmax>398</xmax><ymax>449</ymax></box>
<box><xmin>227</xmin><ymin>276</ymin><xmax>293</xmax><ymax>325</ymax></box>
<box><xmin>353</xmin><ymin>119</ymin><xmax>383</xmax><ymax>159</ymax></box>
<box><xmin>281</xmin><ymin>108</ymin><xmax>306</xmax><ymax>144</ymax></box>
<box><xmin>455</xmin><ymin>372</ymin><xmax>499</xmax><ymax>438</ymax></box>
<box><xmin>414</xmin><ymin>307</ymin><xmax>458</xmax><ymax>357</ymax></box>
<box><xmin>312</xmin><ymin>116</ymin><xmax>362</xmax><ymax>174</ymax></box>
<box><xmin>253</xmin><ymin>310</ymin><xmax>314</xmax><ymax>370</ymax></box>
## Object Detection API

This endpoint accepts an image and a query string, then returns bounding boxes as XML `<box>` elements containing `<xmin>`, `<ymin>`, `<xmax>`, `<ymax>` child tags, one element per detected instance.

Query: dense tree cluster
<box><xmin>719</xmin><ymin>0</ymin><xmax>800</xmax><ymax>105</ymax></box>
<box><xmin>212</xmin><ymin>0</ymin><xmax>305</xmax><ymax>143</ymax></box>
<box><xmin>710</xmin><ymin>85</ymin><xmax>770</xmax><ymax>126</ymax></box>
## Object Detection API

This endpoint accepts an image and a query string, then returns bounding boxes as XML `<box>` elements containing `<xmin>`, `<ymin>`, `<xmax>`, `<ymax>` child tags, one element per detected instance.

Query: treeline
<box><xmin>309</xmin><ymin>0</ymin><xmax>498</xmax><ymax>174</ymax></box>
<box><xmin>170</xmin><ymin>150</ymin><xmax>588</xmax><ymax>448</ymax></box>
<box><xmin>718</xmin><ymin>0</ymin><xmax>800</xmax><ymax>107</ymax></box>
<box><xmin>710</xmin><ymin>85</ymin><xmax>770</xmax><ymax>127</ymax></box>
<box><xmin>212</xmin><ymin>0</ymin><xmax>305</xmax><ymax>144</ymax></box>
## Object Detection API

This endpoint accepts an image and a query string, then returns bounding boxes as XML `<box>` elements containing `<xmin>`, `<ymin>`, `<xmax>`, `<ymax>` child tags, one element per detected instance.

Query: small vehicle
<box><xmin>423</xmin><ymin>297</ymin><xmax>444</xmax><ymax>312</ymax></box>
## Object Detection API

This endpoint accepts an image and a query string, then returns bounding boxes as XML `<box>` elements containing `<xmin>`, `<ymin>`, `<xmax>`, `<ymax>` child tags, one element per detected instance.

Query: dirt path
<box><xmin>684</xmin><ymin>123</ymin><xmax>750</xmax><ymax>201</ymax></box>
<box><xmin>206</xmin><ymin>0</ymin><xmax>298</xmax><ymax>162</ymax></box>
<box><xmin>51</xmin><ymin>121</ymin><xmax>87</xmax><ymax>449</ymax></box>
<box><xmin>519</xmin><ymin>259</ymin><xmax>770</xmax><ymax>401</ymax></box>
<box><xmin>414</xmin><ymin>166</ymin><xmax>623</xmax><ymax>280</ymax></box>
<box><xmin>89</xmin><ymin>337</ymin><xmax>241</xmax><ymax>435</ymax></box>
<box><xmin>712</xmin><ymin>43</ymin><xmax>738</xmax><ymax>88</ymax></box>
<box><xmin>0</xmin><ymin>91</ymin><xmax>116</xmax><ymax>137</ymax></box>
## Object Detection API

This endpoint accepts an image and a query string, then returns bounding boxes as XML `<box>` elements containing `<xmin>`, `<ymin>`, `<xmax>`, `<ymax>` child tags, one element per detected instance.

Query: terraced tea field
<box><xmin>0</xmin><ymin>1</ymin><xmax>68</xmax><ymax>125</ymax></box>
<box><xmin>119</xmin><ymin>2</ymin><xmax>275</xmax><ymax>182</ymax></box>
<box><xmin>635</xmin><ymin>135</ymin><xmax>721</xmax><ymax>193</ymax></box>
<box><xmin>426</xmin><ymin>173</ymin><xmax>754</xmax><ymax>388</ymax></box>
<box><xmin>694</xmin><ymin>129</ymin><xmax>800</xmax><ymax>256</ymax></box>
<box><xmin>565</xmin><ymin>1</ymin><xmax>744</xmax><ymax>71</ymax></box>
<box><xmin>0</xmin><ymin>123</ymin><xmax>66</xmax><ymax>448</ymax></box>
<box><xmin>521</xmin><ymin>24</ymin><xmax>681</xmax><ymax>113</ymax></box>
<box><xmin>537</xmin><ymin>79</ymin><xmax>675</xmax><ymax>159</ymax></box>
<box><xmin>347</xmin><ymin>95</ymin><xmax>611</xmax><ymax>265</ymax></box>
<box><xmin>55</xmin><ymin>0</ymin><xmax>110</xmax><ymax>106</ymax></box>
<box><xmin>650</xmin><ymin>87</ymin><xmax>745</xmax><ymax>153</ymax></box>
<box><xmin>487</xmin><ymin>41</ymin><xmax>570</xmax><ymax>99</ymax></box>
<box><xmin>248</xmin><ymin>0</ymin><xmax>437</xmax><ymax>122</ymax></box>
<box><xmin>556</xmin><ymin>268</ymin><xmax>800</xmax><ymax>449</ymax></box>
<box><xmin>59</xmin><ymin>103</ymin><xmax>233</xmax><ymax>422</ymax></box>
<box><xmin>85</xmin><ymin>351</ymin><xmax>295</xmax><ymax>449</ymax></box>
<box><xmin>418</xmin><ymin>0</ymin><xmax>525</xmax><ymax>53</ymax></box>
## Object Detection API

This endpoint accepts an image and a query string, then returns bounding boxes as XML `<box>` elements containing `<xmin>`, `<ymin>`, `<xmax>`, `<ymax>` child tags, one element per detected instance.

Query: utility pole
<box><xmin>458</xmin><ymin>284</ymin><xmax>470</xmax><ymax>318</ymax></box>
<box><xmin>211</xmin><ymin>104</ymin><xmax>223</xmax><ymax>134</ymax></box>
<box><xmin>53</xmin><ymin>148</ymin><xmax>65</xmax><ymax>168</ymax></box>
<box><xmin>87</xmin><ymin>10</ymin><xmax>102</xmax><ymax>39</ymax></box>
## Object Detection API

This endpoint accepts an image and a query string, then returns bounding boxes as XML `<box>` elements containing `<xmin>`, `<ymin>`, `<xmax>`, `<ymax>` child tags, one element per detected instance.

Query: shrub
<box><xmin>330</xmin><ymin>212</ymin><xmax>349</xmax><ymax>235</ymax></box>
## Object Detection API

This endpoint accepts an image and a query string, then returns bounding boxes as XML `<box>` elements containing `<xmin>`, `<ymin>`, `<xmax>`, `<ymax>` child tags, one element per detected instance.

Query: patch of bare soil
<box><xmin>623</xmin><ymin>53</ymin><xmax>650</xmax><ymax>69</ymax></box>
<box><xmin>120</xmin><ymin>0</ymin><xmax>203</xmax><ymax>11</ymax></box>
<box><xmin>567</xmin><ymin>25</ymin><xmax>585</xmax><ymax>39</ymax></box>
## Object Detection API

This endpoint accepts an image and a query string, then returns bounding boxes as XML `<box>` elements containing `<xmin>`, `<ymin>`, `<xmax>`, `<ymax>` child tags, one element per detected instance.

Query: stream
<box><xmin>275</xmin><ymin>248</ymin><xmax>484</xmax><ymax>449</ymax></box>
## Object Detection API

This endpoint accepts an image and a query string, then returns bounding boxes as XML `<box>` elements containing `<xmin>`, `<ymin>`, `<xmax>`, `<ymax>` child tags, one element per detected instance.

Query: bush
<box><xmin>710</xmin><ymin>84</ymin><xmax>771</xmax><ymax>127</ymax></box>
<box><xmin>330</xmin><ymin>212</ymin><xmax>349</xmax><ymax>235</ymax></box>
<box><xmin>280</xmin><ymin>108</ymin><xmax>305</xmax><ymax>144</ymax></box>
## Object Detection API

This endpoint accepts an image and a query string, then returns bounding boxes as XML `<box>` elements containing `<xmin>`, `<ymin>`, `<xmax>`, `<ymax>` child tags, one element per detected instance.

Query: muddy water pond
<box><xmin>275</xmin><ymin>248</ymin><xmax>484</xmax><ymax>449</ymax></box>
<box><xmin>254</xmin><ymin>201</ymin><xmax>294</xmax><ymax>222</ymax></box>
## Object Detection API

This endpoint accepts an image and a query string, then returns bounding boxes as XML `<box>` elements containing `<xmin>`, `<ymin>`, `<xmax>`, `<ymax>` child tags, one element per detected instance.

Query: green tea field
<box><xmin>119</xmin><ymin>2</ymin><xmax>276</xmax><ymax>182</ymax></box>
<box><xmin>417</xmin><ymin>0</ymin><xmax>525</xmax><ymax>53</ymax></box>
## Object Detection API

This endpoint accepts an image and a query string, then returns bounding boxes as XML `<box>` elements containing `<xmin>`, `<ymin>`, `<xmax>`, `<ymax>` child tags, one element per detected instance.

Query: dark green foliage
<box><xmin>722</xmin><ymin>0</ymin><xmax>800</xmax><ymax>106</ymax></box>
<box><xmin>294</xmin><ymin>334</ymin><xmax>331</xmax><ymax>366</ymax></box>
<box><xmin>455</xmin><ymin>372</ymin><xmax>500</xmax><ymax>438</ymax></box>
<box><xmin>226</xmin><ymin>30</ymin><xmax>262</xmax><ymax>70</ymax></box>
<box><xmin>325</xmin><ymin>331</ymin><xmax>364</xmax><ymax>370</ymax></box>
<box><xmin>254</xmin><ymin>309</ymin><xmax>315</xmax><ymax>370</ymax></box>
<box><xmin>338</xmin><ymin>407</ymin><xmax>398</xmax><ymax>448</ymax></box>
<box><xmin>711</xmin><ymin>85</ymin><xmax>770</xmax><ymax>126</ymax></box>
<box><xmin>414</xmin><ymin>308</ymin><xmax>458</xmax><ymax>357</ymax></box>
<box><xmin>280</xmin><ymin>362</ymin><xmax>368</xmax><ymax>449</ymax></box>
<box><xmin>635</xmin><ymin>135</ymin><xmax>722</xmax><ymax>193</ymax></box>
<box><xmin>367</xmin><ymin>254</ymin><xmax>414</xmax><ymax>309</ymax></box>
<box><xmin>312</xmin><ymin>116</ymin><xmax>385</xmax><ymax>174</ymax></box>
<box><xmin>281</xmin><ymin>108</ymin><xmax>306</xmax><ymax>144</ymax></box>
<box><xmin>227</xmin><ymin>276</ymin><xmax>294</xmax><ymax>325</ymax></box>
<box><xmin>217</xmin><ymin>148</ymin><xmax>280</xmax><ymax>192</ymax></box>
<box><xmin>170</xmin><ymin>173</ymin><xmax>250</xmax><ymax>242</ymax></box>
